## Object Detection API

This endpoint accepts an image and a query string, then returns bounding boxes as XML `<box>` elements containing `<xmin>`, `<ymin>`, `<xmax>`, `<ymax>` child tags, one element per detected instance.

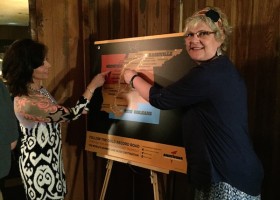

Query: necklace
<box><xmin>29</xmin><ymin>86</ymin><xmax>57</xmax><ymax>104</ymax></box>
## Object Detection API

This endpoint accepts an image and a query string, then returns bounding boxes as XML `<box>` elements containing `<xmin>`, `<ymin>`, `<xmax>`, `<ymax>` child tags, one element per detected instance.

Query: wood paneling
<box><xmin>30</xmin><ymin>0</ymin><xmax>280</xmax><ymax>199</ymax></box>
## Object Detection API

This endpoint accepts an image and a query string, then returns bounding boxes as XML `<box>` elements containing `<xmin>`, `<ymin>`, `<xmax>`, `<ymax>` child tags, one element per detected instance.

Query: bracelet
<box><xmin>87</xmin><ymin>87</ymin><xmax>94</xmax><ymax>94</ymax></box>
<box><xmin>130</xmin><ymin>74</ymin><xmax>139</xmax><ymax>88</ymax></box>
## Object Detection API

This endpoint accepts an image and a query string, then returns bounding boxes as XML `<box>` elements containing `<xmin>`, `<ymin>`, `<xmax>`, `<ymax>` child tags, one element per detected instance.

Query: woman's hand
<box><xmin>88</xmin><ymin>71</ymin><xmax>111</xmax><ymax>90</ymax></box>
<box><xmin>83</xmin><ymin>71</ymin><xmax>110</xmax><ymax>101</ymax></box>
<box><xmin>123</xmin><ymin>69</ymin><xmax>151</xmax><ymax>101</ymax></box>
<box><xmin>11</xmin><ymin>140</ymin><xmax>17</xmax><ymax>150</ymax></box>
<box><xmin>123</xmin><ymin>69</ymin><xmax>138</xmax><ymax>84</ymax></box>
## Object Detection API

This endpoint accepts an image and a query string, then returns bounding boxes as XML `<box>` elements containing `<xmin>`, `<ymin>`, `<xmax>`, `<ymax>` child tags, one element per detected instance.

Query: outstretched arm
<box><xmin>15</xmin><ymin>71</ymin><xmax>111</xmax><ymax>123</ymax></box>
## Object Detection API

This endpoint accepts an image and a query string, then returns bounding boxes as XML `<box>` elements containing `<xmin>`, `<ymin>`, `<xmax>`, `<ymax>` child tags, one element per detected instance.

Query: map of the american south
<box><xmin>86</xmin><ymin>34</ymin><xmax>188</xmax><ymax>173</ymax></box>
<box><xmin>101</xmin><ymin>49</ymin><xmax>182</xmax><ymax>124</ymax></box>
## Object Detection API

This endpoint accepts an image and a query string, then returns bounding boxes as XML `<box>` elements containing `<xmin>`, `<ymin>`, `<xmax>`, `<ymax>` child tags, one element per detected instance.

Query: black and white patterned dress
<box><xmin>14</xmin><ymin>88</ymin><xmax>89</xmax><ymax>200</ymax></box>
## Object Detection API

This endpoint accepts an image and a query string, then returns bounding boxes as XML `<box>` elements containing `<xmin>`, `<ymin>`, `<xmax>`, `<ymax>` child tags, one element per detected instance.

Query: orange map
<box><xmin>101</xmin><ymin>49</ymin><xmax>182</xmax><ymax>123</ymax></box>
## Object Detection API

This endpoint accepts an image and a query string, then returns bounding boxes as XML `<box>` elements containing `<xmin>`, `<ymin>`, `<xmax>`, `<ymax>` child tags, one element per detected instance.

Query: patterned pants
<box><xmin>195</xmin><ymin>182</ymin><xmax>261</xmax><ymax>200</ymax></box>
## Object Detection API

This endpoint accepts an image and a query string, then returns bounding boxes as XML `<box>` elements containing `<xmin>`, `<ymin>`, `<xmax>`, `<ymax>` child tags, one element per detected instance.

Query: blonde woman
<box><xmin>124</xmin><ymin>7</ymin><xmax>263</xmax><ymax>200</ymax></box>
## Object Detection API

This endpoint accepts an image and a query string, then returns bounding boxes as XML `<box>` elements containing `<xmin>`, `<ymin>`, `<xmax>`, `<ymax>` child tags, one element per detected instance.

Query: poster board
<box><xmin>86</xmin><ymin>33</ymin><xmax>195</xmax><ymax>173</ymax></box>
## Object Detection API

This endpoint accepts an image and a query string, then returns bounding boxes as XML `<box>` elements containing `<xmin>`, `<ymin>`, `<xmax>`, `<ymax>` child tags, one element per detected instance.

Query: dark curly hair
<box><xmin>2</xmin><ymin>39</ymin><xmax>47</xmax><ymax>96</ymax></box>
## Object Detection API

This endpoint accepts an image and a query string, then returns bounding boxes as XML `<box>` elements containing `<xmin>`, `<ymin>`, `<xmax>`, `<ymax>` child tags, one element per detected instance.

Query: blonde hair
<box><xmin>184</xmin><ymin>7</ymin><xmax>232</xmax><ymax>53</ymax></box>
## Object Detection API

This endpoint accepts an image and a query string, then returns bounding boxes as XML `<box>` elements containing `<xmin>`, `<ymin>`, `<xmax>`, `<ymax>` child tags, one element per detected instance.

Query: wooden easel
<box><xmin>98</xmin><ymin>154</ymin><xmax>169</xmax><ymax>200</ymax></box>
<box><xmin>99</xmin><ymin>159</ymin><xmax>113</xmax><ymax>200</ymax></box>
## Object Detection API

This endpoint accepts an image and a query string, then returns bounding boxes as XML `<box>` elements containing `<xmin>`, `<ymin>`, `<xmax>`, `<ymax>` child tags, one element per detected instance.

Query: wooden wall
<box><xmin>29</xmin><ymin>0</ymin><xmax>280</xmax><ymax>199</ymax></box>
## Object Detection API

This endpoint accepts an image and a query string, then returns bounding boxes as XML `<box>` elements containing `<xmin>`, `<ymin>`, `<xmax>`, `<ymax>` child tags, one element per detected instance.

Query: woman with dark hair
<box><xmin>123</xmin><ymin>7</ymin><xmax>263</xmax><ymax>200</ymax></box>
<box><xmin>2</xmin><ymin>38</ymin><xmax>109</xmax><ymax>200</ymax></box>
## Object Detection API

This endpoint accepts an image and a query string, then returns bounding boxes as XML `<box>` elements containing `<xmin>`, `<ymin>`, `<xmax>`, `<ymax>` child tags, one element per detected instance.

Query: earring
<box><xmin>217</xmin><ymin>48</ymin><xmax>222</xmax><ymax>56</ymax></box>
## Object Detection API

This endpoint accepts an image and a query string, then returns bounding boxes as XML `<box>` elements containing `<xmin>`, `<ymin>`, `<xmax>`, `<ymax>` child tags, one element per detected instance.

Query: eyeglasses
<box><xmin>184</xmin><ymin>31</ymin><xmax>216</xmax><ymax>39</ymax></box>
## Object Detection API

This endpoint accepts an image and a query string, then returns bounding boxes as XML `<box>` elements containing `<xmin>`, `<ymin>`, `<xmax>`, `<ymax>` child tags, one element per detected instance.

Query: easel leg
<box><xmin>150</xmin><ymin>170</ymin><xmax>159</xmax><ymax>200</ymax></box>
<box><xmin>99</xmin><ymin>160</ymin><xmax>114</xmax><ymax>200</ymax></box>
